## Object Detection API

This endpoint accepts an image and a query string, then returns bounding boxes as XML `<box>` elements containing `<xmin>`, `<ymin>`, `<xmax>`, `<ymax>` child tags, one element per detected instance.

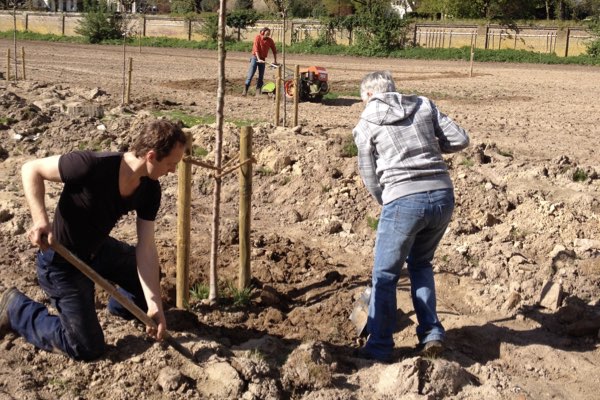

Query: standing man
<box><xmin>0</xmin><ymin>120</ymin><xmax>187</xmax><ymax>361</ymax></box>
<box><xmin>353</xmin><ymin>71</ymin><xmax>469</xmax><ymax>363</ymax></box>
<box><xmin>243</xmin><ymin>27</ymin><xmax>278</xmax><ymax>97</ymax></box>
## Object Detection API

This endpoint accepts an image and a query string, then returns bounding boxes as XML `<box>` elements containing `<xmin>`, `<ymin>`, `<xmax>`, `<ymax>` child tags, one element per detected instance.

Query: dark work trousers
<box><xmin>7</xmin><ymin>237</ymin><xmax>147</xmax><ymax>360</ymax></box>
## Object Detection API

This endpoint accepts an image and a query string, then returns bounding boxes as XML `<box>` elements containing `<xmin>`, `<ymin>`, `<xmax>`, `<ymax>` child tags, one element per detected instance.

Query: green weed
<box><xmin>367</xmin><ymin>216</ymin><xmax>379</xmax><ymax>231</ymax></box>
<box><xmin>190</xmin><ymin>282</ymin><xmax>209</xmax><ymax>301</ymax></box>
<box><xmin>460</xmin><ymin>158</ymin><xmax>475</xmax><ymax>168</ymax></box>
<box><xmin>226</xmin><ymin>281</ymin><xmax>253</xmax><ymax>307</ymax></box>
<box><xmin>341</xmin><ymin>135</ymin><xmax>358</xmax><ymax>158</ymax></box>
<box><xmin>572</xmin><ymin>168</ymin><xmax>588</xmax><ymax>182</ymax></box>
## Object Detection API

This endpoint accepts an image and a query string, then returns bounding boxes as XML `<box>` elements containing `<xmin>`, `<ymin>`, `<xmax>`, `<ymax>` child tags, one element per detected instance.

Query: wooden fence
<box><xmin>0</xmin><ymin>11</ymin><xmax>595</xmax><ymax>57</ymax></box>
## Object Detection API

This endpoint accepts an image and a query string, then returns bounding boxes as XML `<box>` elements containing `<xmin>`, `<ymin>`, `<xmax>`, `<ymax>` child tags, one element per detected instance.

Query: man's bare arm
<box><xmin>21</xmin><ymin>155</ymin><xmax>62</xmax><ymax>248</ymax></box>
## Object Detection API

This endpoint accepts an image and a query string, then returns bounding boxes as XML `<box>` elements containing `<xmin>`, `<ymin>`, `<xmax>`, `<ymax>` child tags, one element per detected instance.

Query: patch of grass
<box><xmin>323</xmin><ymin>92</ymin><xmax>339</xmax><ymax>100</ymax></box>
<box><xmin>152</xmin><ymin>110</ymin><xmax>214</xmax><ymax>128</ymax></box>
<box><xmin>230</xmin><ymin>118</ymin><xmax>263</xmax><ymax>127</ymax></box>
<box><xmin>0</xmin><ymin>117</ymin><xmax>16</xmax><ymax>125</ymax></box>
<box><xmin>190</xmin><ymin>282</ymin><xmax>209</xmax><ymax>301</ymax></box>
<box><xmin>572</xmin><ymin>168</ymin><xmax>588</xmax><ymax>182</ymax></box>
<box><xmin>256</xmin><ymin>166</ymin><xmax>275</xmax><ymax>176</ymax></box>
<box><xmin>497</xmin><ymin>148</ymin><xmax>513</xmax><ymax>157</ymax></box>
<box><xmin>367</xmin><ymin>216</ymin><xmax>379</xmax><ymax>231</ymax></box>
<box><xmin>226</xmin><ymin>281</ymin><xmax>253</xmax><ymax>307</ymax></box>
<box><xmin>460</xmin><ymin>158</ymin><xmax>475</xmax><ymax>168</ymax></box>
<box><xmin>341</xmin><ymin>135</ymin><xmax>358</xmax><ymax>158</ymax></box>
<box><xmin>193</xmin><ymin>146</ymin><xmax>208</xmax><ymax>158</ymax></box>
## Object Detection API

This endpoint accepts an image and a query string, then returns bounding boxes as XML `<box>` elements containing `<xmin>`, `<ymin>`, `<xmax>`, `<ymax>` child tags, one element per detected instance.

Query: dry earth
<box><xmin>1</xmin><ymin>39</ymin><xmax>600</xmax><ymax>400</ymax></box>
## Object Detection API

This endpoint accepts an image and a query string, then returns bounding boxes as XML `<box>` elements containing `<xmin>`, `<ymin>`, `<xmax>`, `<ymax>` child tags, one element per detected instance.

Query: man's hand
<box><xmin>146</xmin><ymin>308</ymin><xmax>167</xmax><ymax>341</ymax></box>
<box><xmin>28</xmin><ymin>222</ymin><xmax>53</xmax><ymax>251</ymax></box>
<box><xmin>256</xmin><ymin>58</ymin><xmax>265</xmax><ymax>63</ymax></box>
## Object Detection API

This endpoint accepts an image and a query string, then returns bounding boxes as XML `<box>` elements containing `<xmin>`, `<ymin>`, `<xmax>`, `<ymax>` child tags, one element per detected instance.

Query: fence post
<box><xmin>176</xmin><ymin>132</ymin><xmax>193</xmax><ymax>309</ymax></box>
<box><xmin>413</xmin><ymin>24</ymin><xmax>418</xmax><ymax>46</ymax></box>
<box><xmin>484</xmin><ymin>25</ymin><xmax>490</xmax><ymax>50</ymax></box>
<box><xmin>61</xmin><ymin>13</ymin><xmax>65</xmax><ymax>36</ymax></box>
<box><xmin>238</xmin><ymin>126</ymin><xmax>253</xmax><ymax>290</ymax></box>
<box><xmin>564</xmin><ymin>27</ymin><xmax>570</xmax><ymax>57</ymax></box>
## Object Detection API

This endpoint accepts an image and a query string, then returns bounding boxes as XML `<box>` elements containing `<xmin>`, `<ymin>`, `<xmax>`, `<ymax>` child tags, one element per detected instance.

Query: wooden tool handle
<box><xmin>48</xmin><ymin>238</ymin><xmax>158</xmax><ymax>330</ymax></box>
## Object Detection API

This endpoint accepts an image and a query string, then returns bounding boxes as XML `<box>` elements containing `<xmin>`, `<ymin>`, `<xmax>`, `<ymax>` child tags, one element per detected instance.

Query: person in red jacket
<box><xmin>243</xmin><ymin>27</ymin><xmax>278</xmax><ymax>96</ymax></box>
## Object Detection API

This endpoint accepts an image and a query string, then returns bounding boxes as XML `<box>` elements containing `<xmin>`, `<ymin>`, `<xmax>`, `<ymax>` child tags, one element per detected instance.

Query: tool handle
<box><xmin>44</xmin><ymin>237</ymin><xmax>197</xmax><ymax>360</ymax></box>
<box><xmin>48</xmin><ymin>238</ymin><xmax>158</xmax><ymax>330</ymax></box>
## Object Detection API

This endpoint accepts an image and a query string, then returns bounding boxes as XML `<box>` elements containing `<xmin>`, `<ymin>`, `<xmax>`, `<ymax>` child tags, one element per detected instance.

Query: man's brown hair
<box><xmin>131</xmin><ymin>120</ymin><xmax>187</xmax><ymax>161</ymax></box>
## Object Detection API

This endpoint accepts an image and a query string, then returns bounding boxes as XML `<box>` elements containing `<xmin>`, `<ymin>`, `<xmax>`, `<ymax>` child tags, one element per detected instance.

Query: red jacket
<box><xmin>252</xmin><ymin>34</ymin><xmax>277</xmax><ymax>61</ymax></box>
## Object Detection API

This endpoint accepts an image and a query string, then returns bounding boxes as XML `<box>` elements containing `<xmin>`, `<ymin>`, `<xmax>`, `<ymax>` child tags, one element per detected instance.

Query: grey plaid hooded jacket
<box><xmin>353</xmin><ymin>92</ymin><xmax>469</xmax><ymax>205</ymax></box>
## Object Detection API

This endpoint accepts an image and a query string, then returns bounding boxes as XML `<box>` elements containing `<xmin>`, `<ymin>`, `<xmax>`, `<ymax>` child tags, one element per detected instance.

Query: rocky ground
<box><xmin>0</xmin><ymin>39</ymin><xmax>600</xmax><ymax>399</ymax></box>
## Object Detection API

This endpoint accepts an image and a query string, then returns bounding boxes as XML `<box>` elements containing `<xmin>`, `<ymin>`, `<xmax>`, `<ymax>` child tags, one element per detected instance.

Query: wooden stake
<box><xmin>6</xmin><ymin>49</ymin><xmax>10</xmax><ymax>81</ymax></box>
<box><xmin>293</xmin><ymin>64</ymin><xmax>299</xmax><ymax>127</ymax></box>
<box><xmin>21</xmin><ymin>47</ymin><xmax>25</xmax><ymax>80</ymax></box>
<box><xmin>176</xmin><ymin>132</ymin><xmax>193</xmax><ymax>309</ymax></box>
<box><xmin>238</xmin><ymin>126</ymin><xmax>252</xmax><ymax>289</ymax></box>
<box><xmin>274</xmin><ymin>66</ymin><xmax>281</xmax><ymax>126</ymax></box>
<box><xmin>126</xmin><ymin>57</ymin><xmax>133</xmax><ymax>104</ymax></box>
<box><xmin>469</xmin><ymin>45</ymin><xmax>475</xmax><ymax>78</ymax></box>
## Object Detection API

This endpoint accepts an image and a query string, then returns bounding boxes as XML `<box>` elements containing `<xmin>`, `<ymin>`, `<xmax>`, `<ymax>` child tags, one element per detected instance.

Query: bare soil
<box><xmin>1</xmin><ymin>39</ymin><xmax>600</xmax><ymax>400</ymax></box>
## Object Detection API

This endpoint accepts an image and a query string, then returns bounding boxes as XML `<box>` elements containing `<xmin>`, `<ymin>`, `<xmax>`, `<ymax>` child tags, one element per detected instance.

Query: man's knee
<box><xmin>66</xmin><ymin>329</ymin><xmax>105</xmax><ymax>361</ymax></box>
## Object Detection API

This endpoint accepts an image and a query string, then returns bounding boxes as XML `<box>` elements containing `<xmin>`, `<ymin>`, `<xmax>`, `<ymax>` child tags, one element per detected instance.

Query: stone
<box><xmin>538</xmin><ymin>281</ymin><xmax>562</xmax><ymax>311</ymax></box>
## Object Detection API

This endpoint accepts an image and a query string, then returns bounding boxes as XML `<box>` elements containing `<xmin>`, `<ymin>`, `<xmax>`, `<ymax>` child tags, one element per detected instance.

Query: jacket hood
<box><xmin>361</xmin><ymin>92</ymin><xmax>419</xmax><ymax>125</ymax></box>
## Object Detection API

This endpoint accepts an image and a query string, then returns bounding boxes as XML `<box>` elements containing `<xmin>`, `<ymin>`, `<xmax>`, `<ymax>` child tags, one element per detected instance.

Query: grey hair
<box><xmin>360</xmin><ymin>71</ymin><xmax>396</xmax><ymax>102</ymax></box>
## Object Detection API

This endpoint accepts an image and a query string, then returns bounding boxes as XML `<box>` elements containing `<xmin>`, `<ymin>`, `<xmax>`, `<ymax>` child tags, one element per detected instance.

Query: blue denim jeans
<box><xmin>7</xmin><ymin>237</ymin><xmax>147</xmax><ymax>360</ymax></box>
<box><xmin>244</xmin><ymin>56</ymin><xmax>266</xmax><ymax>89</ymax></box>
<box><xmin>364</xmin><ymin>189</ymin><xmax>454</xmax><ymax>360</ymax></box>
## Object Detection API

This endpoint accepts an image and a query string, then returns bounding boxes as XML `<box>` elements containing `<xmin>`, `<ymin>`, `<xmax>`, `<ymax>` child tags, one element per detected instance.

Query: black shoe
<box><xmin>419</xmin><ymin>340</ymin><xmax>444</xmax><ymax>358</ymax></box>
<box><xmin>353</xmin><ymin>347</ymin><xmax>393</xmax><ymax>364</ymax></box>
<box><xmin>0</xmin><ymin>287</ymin><xmax>19</xmax><ymax>338</ymax></box>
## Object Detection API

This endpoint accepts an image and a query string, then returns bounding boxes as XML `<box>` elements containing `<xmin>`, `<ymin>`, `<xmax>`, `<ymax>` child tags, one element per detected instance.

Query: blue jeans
<box><xmin>365</xmin><ymin>189</ymin><xmax>454</xmax><ymax>360</ymax></box>
<box><xmin>7</xmin><ymin>237</ymin><xmax>147</xmax><ymax>360</ymax></box>
<box><xmin>244</xmin><ymin>56</ymin><xmax>266</xmax><ymax>89</ymax></box>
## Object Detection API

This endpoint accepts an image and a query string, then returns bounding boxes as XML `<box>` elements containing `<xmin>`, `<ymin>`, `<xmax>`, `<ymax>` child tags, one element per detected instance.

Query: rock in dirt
<box><xmin>156</xmin><ymin>367</ymin><xmax>186</xmax><ymax>392</ymax></box>
<box><xmin>538</xmin><ymin>281</ymin><xmax>563</xmax><ymax>311</ymax></box>
<box><xmin>281</xmin><ymin>341</ymin><xmax>333</xmax><ymax>391</ymax></box>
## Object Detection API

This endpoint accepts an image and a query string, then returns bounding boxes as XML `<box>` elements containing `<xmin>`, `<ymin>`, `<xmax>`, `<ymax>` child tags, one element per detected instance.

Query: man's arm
<box><xmin>430</xmin><ymin>100</ymin><xmax>470</xmax><ymax>153</ymax></box>
<box><xmin>136</xmin><ymin>218</ymin><xmax>167</xmax><ymax>341</ymax></box>
<box><xmin>353</xmin><ymin>124</ymin><xmax>383</xmax><ymax>205</ymax></box>
<box><xmin>21</xmin><ymin>155</ymin><xmax>62</xmax><ymax>249</ymax></box>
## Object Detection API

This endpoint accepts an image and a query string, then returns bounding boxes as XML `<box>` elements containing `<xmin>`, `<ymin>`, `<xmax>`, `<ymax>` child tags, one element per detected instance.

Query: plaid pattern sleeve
<box><xmin>430</xmin><ymin>100</ymin><xmax>470</xmax><ymax>153</ymax></box>
<box><xmin>353</xmin><ymin>122</ymin><xmax>383</xmax><ymax>205</ymax></box>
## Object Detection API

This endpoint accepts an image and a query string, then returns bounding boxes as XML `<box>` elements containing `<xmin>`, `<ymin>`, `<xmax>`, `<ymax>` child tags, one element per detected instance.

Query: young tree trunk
<box><xmin>13</xmin><ymin>4</ymin><xmax>18</xmax><ymax>81</ymax></box>
<box><xmin>209</xmin><ymin>0</ymin><xmax>227</xmax><ymax>303</ymax></box>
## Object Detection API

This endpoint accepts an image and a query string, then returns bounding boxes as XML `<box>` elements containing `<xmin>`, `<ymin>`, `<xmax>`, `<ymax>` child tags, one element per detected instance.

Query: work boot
<box><xmin>255</xmin><ymin>88</ymin><xmax>261</xmax><ymax>97</ymax></box>
<box><xmin>0</xmin><ymin>287</ymin><xmax>19</xmax><ymax>338</ymax></box>
<box><xmin>242</xmin><ymin>85</ymin><xmax>248</xmax><ymax>96</ymax></box>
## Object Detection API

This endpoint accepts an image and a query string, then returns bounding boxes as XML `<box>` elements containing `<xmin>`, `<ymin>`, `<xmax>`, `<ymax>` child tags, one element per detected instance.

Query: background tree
<box><xmin>75</xmin><ymin>0</ymin><xmax>123</xmax><ymax>44</ymax></box>
<box><xmin>227</xmin><ymin>9</ymin><xmax>259</xmax><ymax>40</ymax></box>
<box><xmin>352</xmin><ymin>0</ymin><xmax>410</xmax><ymax>53</ymax></box>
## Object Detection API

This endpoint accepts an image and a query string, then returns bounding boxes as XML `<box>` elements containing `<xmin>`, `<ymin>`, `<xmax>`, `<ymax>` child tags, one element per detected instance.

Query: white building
<box><xmin>391</xmin><ymin>0</ymin><xmax>413</xmax><ymax>18</ymax></box>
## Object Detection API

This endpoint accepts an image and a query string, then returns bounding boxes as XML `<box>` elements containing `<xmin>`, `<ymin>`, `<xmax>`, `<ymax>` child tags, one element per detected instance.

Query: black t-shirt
<box><xmin>52</xmin><ymin>151</ymin><xmax>161</xmax><ymax>259</ymax></box>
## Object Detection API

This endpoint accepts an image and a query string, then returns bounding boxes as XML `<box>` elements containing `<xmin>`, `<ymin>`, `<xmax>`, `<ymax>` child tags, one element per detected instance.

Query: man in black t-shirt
<box><xmin>0</xmin><ymin>120</ymin><xmax>187</xmax><ymax>360</ymax></box>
